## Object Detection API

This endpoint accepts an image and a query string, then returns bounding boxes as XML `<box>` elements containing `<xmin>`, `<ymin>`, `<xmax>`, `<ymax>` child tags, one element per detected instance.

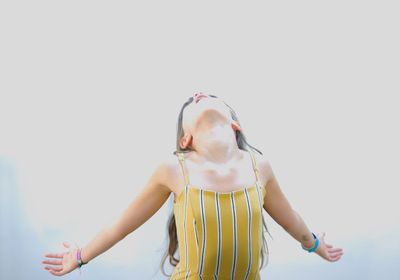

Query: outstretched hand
<box><xmin>314</xmin><ymin>232</ymin><xmax>344</xmax><ymax>262</ymax></box>
<box><xmin>42</xmin><ymin>241</ymin><xmax>80</xmax><ymax>276</ymax></box>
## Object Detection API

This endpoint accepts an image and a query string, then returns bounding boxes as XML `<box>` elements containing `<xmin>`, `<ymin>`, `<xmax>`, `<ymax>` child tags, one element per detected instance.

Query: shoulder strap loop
<box><xmin>248</xmin><ymin>149</ymin><xmax>261</xmax><ymax>184</ymax></box>
<box><xmin>177</xmin><ymin>152</ymin><xmax>190</xmax><ymax>186</ymax></box>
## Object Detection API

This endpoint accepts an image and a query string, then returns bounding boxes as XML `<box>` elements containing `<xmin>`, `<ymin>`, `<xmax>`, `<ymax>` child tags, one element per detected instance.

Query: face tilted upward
<box><xmin>183</xmin><ymin>93</ymin><xmax>232</xmax><ymax>133</ymax></box>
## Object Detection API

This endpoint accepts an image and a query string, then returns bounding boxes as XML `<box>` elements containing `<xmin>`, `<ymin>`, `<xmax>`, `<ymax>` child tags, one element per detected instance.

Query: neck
<box><xmin>192</xmin><ymin>123</ymin><xmax>241</xmax><ymax>164</ymax></box>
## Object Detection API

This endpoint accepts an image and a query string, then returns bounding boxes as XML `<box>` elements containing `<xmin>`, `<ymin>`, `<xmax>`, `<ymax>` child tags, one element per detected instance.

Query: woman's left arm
<box><xmin>259</xmin><ymin>159</ymin><xmax>344</xmax><ymax>262</ymax></box>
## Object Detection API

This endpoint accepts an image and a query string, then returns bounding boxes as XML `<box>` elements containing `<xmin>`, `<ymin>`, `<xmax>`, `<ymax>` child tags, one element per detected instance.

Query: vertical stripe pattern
<box><xmin>170</xmin><ymin>151</ymin><xmax>266</xmax><ymax>280</ymax></box>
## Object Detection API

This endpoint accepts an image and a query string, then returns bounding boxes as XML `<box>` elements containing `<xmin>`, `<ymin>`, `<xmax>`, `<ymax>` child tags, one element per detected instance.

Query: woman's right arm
<box><xmin>80</xmin><ymin>161</ymin><xmax>172</xmax><ymax>263</ymax></box>
<box><xmin>43</xmin><ymin>160</ymin><xmax>173</xmax><ymax>276</ymax></box>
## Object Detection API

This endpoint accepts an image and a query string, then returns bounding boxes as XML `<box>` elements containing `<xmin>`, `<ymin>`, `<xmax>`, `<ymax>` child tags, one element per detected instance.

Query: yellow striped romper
<box><xmin>170</xmin><ymin>150</ymin><xmax>267</xmax><ymax>280</ymax></box>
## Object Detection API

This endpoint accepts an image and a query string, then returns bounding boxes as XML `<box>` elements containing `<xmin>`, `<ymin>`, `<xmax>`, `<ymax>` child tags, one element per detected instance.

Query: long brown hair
<box><xmin>159</xmin><ymin>94</ymin><xmax>272</xmax><ymax>277</ymax></box>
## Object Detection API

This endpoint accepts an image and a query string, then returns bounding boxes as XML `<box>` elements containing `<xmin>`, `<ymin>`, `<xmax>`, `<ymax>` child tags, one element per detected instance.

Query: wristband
<box><xmin>301</xmin><ymin>232</ymin><xmax>319</xmax><ymax>253</ymax></box>
<box><xmin>76</xmin><ymin>248</ymin><xmax>87</xmax><ymax>267</ymax></box>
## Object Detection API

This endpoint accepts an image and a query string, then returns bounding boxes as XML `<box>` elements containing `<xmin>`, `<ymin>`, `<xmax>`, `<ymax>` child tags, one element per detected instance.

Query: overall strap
<box><xmin>177</xmin><ymin>152</ymin><xmax>190</xmax><ymax>186</ymax></box>
<box><xmin>248</xmin><ymin>149</ymin><xmax>261</xmax><ymax>184</ymax></box>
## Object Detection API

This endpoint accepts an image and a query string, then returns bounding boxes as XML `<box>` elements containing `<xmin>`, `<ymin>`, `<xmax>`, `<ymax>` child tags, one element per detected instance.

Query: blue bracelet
<box><xmin>301</xmin><ymin>232</ymin><xmax>319</xmax><ymax>253</ymax></box>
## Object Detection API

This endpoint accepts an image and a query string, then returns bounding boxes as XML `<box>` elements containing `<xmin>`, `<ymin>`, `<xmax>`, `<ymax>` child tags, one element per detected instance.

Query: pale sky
<box><xmin>1</xmin><ymin>1</ymin><xmax>399</xmax><ymax>279</ymax></box>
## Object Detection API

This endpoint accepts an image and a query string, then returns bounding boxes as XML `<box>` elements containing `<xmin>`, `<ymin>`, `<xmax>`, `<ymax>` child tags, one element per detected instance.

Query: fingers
<box><xmin>42</xmin><ymin>242</ymin><xmax>74</xmax><ymax>276</ymax></box>
<box><xmin>330</xmin><ymin>251</ymin><xmax>344</xmax><ymax>258</ymax></box>
<box><xmin>49</xmin><ymin>268</ymin><xmax>65</xmax><ymax>276</ymax></box>
<box><xmin>317</xmin><ymin>231</ymin><xmax>345</xmax><ymax>262</ymax></box>
<box><xmin>42</xmin><ymin>256</ymin><xmax>63</xmax><ymax>273</ymax></box>
<box><xmin>43</xmin><ymin>242</ymin><xmax>71</xmax><ymax>259</ymax></box>
<box><xmin>42</xmin><ymin>259</ymin><xmax>62</xmax><ymax>265</ymax></box>
<box><xmin>43</xmin><ymin>261</ymin><xmax>66</xmax><ymax>277</ymax></box>
<box><xmin>328</xmin><ymin>251</ymin><xmax>344</xmax><ymax>262</ymax></box>
<box><xmin>44</xmin><ymin>252</ymin><xmax>65</xmax><ymax>259</ymax></box>
<box><xmin>44</xmin><ymin>264</ymin><xmax>64</xmax><ymax>277</ymax></box>
<box><xmin>327</xmin><ymin>248</ymin><xmax>344</xmax><ymax>262</ymax></box>
<box><xmin>328</xmin><ymin>247</ymin><xmax>343</xmax><ymax>254</ymax></box>
<box><xmin>44</xmin><ymin>266</ymin><xmax>62</xmax><ymax>272</ymax></box>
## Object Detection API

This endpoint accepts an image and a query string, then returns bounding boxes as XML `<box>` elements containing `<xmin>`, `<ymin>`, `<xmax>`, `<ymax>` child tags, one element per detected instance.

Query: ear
<box><xmin>179</xmin><ymin>133</ymin><xmax>193</xmax><ymax>149</ymax></box>
<box><xmin>231</xmin><ymin>120</ymin><xmax>242</xmax><ymax>132</ymax></box>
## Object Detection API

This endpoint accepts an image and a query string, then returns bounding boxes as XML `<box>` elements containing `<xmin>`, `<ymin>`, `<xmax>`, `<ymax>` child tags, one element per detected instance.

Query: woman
<box><xmin>42</xmin><ymin>92</ymin><xmax>344</xmax><ymax>278</ymax></box>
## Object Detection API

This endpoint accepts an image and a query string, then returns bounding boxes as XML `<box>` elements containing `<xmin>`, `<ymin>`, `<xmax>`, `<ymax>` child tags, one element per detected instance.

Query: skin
<box><xmin>42</xmin><ymin>93</ymin><xmax>344</xmax><ymax>276</ymax></box>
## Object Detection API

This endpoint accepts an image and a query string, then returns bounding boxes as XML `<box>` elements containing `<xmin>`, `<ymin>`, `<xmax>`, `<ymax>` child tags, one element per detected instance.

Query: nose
<box><xmin>193</xmin><ymin>92</ymin><xmax>207</xmax><ymax>103</ymax></box>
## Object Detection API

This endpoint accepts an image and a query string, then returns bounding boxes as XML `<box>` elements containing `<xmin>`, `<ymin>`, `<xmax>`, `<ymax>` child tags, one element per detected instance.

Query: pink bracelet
<box><xmin>76</xmin><ymin>248</ymin><xmax>87</xmax><ymax>267</ymax></box>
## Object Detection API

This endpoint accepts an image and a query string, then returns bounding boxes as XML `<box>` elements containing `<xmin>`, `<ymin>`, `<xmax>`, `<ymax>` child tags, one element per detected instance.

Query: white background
<box><xmin>1</xmin><ymin>1</ymin><xmax>399</xmax><ymax>279</ymax></box>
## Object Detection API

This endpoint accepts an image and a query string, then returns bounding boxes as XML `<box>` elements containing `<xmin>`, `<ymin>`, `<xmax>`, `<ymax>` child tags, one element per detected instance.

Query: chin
<box><xmin>196</xmin><ymin>107</ymin><xmax>230</xmax><ymax>124</ymax></box>
<box><xmin>197</xmin><ymin>98</ymin><xmax>225</xmax><ymax>110</ymax></box>
<box><xmin>189</xmin><ymin>99</ymin><xmax>231</xmax><ymax>125</ymax></box>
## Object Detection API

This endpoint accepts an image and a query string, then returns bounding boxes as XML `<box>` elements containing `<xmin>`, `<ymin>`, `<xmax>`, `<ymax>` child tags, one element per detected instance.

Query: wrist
<box><xmin>80</xmin><ymin>248</ymin><xmax>88</xmax><ymax>265</ymax></box>
<box><xmin>76</xmin><ymin>248</ymin><xmax>88</xmax><ymax>267</ymax></box>
<box><xmin>301</xmin><ymin>239</ymin><xmax>315</xmax><ymax>249</ymax></box>
<box><xmin>300</xmin><ymin>232</ymin><xmax>315</xmax><ymax>249</ymax></box>
<box><xmin>301</xmin><ymin>232</ymin><xmax>319</xmax><ymax>253</ymax></box>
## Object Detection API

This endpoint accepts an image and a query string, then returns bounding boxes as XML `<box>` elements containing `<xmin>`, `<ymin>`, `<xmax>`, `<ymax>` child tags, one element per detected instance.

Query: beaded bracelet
<box><xmin>301</xmin><ymin>232</ymin><xmax>319</xmax><ymax>253</ymax></box>
<box><xmin>75</xmin><ymin>247</ymin><xmax>88</xmax><ymax>275</ymax></box>
<box><xmin>76</xmin><ymin>248</ymin><xmax>87</xmax><ymax>267</ymax></box>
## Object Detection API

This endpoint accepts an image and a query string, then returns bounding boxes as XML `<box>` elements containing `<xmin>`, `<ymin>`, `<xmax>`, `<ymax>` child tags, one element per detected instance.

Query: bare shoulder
<box><xmin>253</xmin><ymin>151</ymin><xmax>274</xmax><ymax>188</ymax></box>
<box><xmin>155</xmin><ymin>152</ymin><xmax>181</xmax><ymax>193</ymax></box>
<box><xmin>159</xmin><ymin>152</ymin><xmax>180</xmax><ymax>174</ymax></box>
